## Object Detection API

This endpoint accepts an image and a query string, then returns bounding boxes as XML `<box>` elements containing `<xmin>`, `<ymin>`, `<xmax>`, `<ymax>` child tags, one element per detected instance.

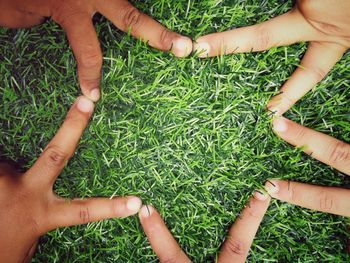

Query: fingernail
<box><xmin>267</xmin><ymin>96</ymin><xmax>282</xmax><ymax>115</ymax></box>
<box><xmin>126</xmin><ymin>196</ymin><xmax>142</xmax><ymax>212</ymax></box>
<box><xmin>253</xmin><ymin>190</ymin><xmax>268</xmax><ymax>201</ymax></box>
<box><xmin>272</xmin><ymin>117</ymin><xmax>288</xmax><ymax>132</ymax></box>
<box><xmin>265</xmin><ymin>180</ymin><xmax>279</xmax><ymax>195</ymax></box>
<box><xmin>139</xmin><ymin>205</ymin><xmax>154</xmax><ymax>218</ymax></box>
<box><xmin>172</xmin><ymin>37</ymin><xmax>193</xmax><ymax>57</ymax></box>
<box><xmin>90</xmin><ymin>89</ymin><xmax>100</xmax><ymax>102</ymax></box>
<box><xmin>76</xmin><ymin>96</ymin><xmax>94</xmax><ymax>113</ymax></box>
<box><xmin>194</xmin><ymin>42</ymin><xmax>210</xmax><ymax>57</ymax></box>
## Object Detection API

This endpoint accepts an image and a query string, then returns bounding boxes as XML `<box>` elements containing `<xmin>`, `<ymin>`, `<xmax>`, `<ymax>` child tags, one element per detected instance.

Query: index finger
<box><xmin>219</xmin><ymin>191</ymin><xmax>271</xmax><ymax>263</ymax></box>
<box><xmin>55</xmin><ymin>13</ymin><xmax>102</xmax><ymax>102</ymax></box>
<box><xmin>265</xmin><ymin>179</ymin><xmax>350</xmax><ymax>217</ymax></box>
<box><xmin>95</xmin><ymin>0</ymin><xmax>193</xmax><ymax>57</ymax></box>
<box><xmin>26</xmin><ymin>96</ymin><xmax>94</xmax><ymax>186</ymax></box>
<box><xmin>138</xmin><ymin>205</ymin><xmax>191</xmax><ymax>263</ymax></box>
<box><xmin>193</xmin><ymin>9</ymin><xmax>321</xmax><ymax>57</ymax></box>
<box><xmin>272</xmin><ymin>117</ymin><xmax>350</xmax><ymax>175</ymax></box>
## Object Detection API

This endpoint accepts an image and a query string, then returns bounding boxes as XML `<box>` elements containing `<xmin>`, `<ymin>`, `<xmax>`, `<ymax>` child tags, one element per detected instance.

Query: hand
<box><xmin>0</xmin><ymin>0</ymin><xmax>192</xmax><ymax>101</ymax></box>
<box><xmin>193</xmin><ymin>0</ymin><xmax>350</xmax><ymax>115</ymax></box>
<box><xmin>264</xmin><ymin>116</ymin><xmax>350</xmax><ymax>217</ymax></box>
<box><xmin>138</xmin><ymin>191</ymin><xmax>271</xmax><ymax>263</ymax></box>
<box><xmin>0</xmin><ymin>96</ymin><xmax>142</xmax><ymax>263</ymax></box>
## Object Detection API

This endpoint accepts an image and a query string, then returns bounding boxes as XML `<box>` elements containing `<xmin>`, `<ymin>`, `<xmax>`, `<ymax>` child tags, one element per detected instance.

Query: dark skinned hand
<box><xmin>0</xmin><ymin>96</ymin><xmax>142</xmax><ymax>263</ymax></box>
<box><xmin>0</xmin><ymin>0</ymin><xmax>193</xmax><ymax>101</ymax></box>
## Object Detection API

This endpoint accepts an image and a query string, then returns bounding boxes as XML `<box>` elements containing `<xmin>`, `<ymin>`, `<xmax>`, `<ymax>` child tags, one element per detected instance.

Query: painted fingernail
<box><xmin>76</xmin><ymin>96</ymin><xmax>94</xmax><ymax>113</ymax></box>
<box><xmin>139</xmin><ymin>205</ymin><xmax>154</xmax><ymax>218</ymax></box>
<box><xmin>126</xmin><ymin>196</ymin><xmax>142</xmax><ymax>212</ymax></box>
<box><xmin>253</xmin><ymin>190</ymin><xmax>268</xmax><ymax>201</ymax></box>
<box><xmin>172</xmin><ymin>37</ymin><xmax>193</xmax><ymax>57</ymax></box>
<box><xmin>194</xmin><ymin>42</ymin><xmax>210</xmax><ymax>57</ymax></box>
<box><xmin>90</xmin><ymin>89</ymin><xmax>100</xmax><ymax>102</ymax></box>
<box><xmin>272</xmin><ymin>117</ymin><xmax>288</xmax><ymax>132</ymax></box>
<box><xmin>265</xmin><ymin>180</ymin><xmax>279</xmax><ymax>195</ymax></box>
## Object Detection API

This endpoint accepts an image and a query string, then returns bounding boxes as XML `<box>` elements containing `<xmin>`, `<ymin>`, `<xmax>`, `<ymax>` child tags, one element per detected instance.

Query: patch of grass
<box><xmin>1</xmin><ymin>0</ymin><xmax>349</xmax><ymax>262</ymax></box>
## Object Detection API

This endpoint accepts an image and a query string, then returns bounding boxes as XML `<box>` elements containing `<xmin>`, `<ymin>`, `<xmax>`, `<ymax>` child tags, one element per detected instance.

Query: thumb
<box><xmin>48</xmin><ymin>196</ymin><xmax>142</xmax><ymax>229</ymax></box>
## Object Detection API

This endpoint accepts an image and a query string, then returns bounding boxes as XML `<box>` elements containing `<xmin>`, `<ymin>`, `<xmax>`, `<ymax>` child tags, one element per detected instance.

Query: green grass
<box><xmin>1</xmin><ymin>0</ymin><xmax>350</xmax><ymax>262</ymax></box>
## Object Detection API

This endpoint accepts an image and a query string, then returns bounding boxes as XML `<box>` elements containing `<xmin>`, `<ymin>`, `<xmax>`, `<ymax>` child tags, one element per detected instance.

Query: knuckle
<box><xmin>159</xmin><ymin>28</ymin><xmax>174</xmax><ymax>50</ymax></box>
<box><xmin>289</xmin><ymin>184</ymin><xmax>298</xmax><ymax>203</ymax></box>
<box><xmin>43</xmin><ymin>146</ymin><xmax>68</xmax><ymax>168</ymax></box>
<box><xmin>295</xmin><ymin>125</ymin><xmax>307</xmax><ymax>142</ymax></box>
<box><xmin>254</xmin><ymin>26</ymin><xmax>272</xmax><ymax>51</ymax></box>
<box><xmin>123</xmin><ymin>7</ymin><xmax>142</xmax><ymax>31</ymax></box>
<box><xmin>318</xmin><ymin>191</ymin><xmax>334</xmax><ymax>212</ymax></box>
<box><xmin>79</xmin><ymin>206</ymin><xmax>91</xmax><ymax>224</ymax></box>
<box><xmin>111</xmin><ymin>198</ymin><xmax>121</xmax><ymax>216</ymax></box>
<box><xmin>245</xmin><ymin>203</ymin><xmax>261</xmax><ymax>219</ymax></box>
<box><xmin>224</xmin><ymin>238</ymin><xmax>247</xmax><ymax>256</ymax></box>
<box><xmin>329</xmin><ymin>141</ymin><xmax>350</xmax><ymax>165</ymax></box>
<box><xmin>80</xmin><ymin>49</ymin><xmax>103</xmax><ymax>69</ymax></box>
<box><xmin>305</xmin><ymin>65</ymin><xmax>327</xmax><ymax>83</ymax></box>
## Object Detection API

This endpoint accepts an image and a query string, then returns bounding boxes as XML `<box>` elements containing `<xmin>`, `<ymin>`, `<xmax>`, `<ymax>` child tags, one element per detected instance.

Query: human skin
<box><xmin>139</xmin><ymin>191</ymin><xmax>271</xmax><ymax>263</ymax></box>
<box><xmin>194</xmin><ymin>0</ymin><xmax>350</xmax><ymax>116</ymax></box>
<box><xmin>0</xmin><ymin>96</ymin><xmax>143</xmax><ymax>263</ymax></box>
<box><xmin>265</xmin><ymin>117</ymin><xmax>350</xmax><ymax>218</ymax></box>
<box><xmin>138</xmin><ymin>118</ymin><xmax>350</xmax><ymax>262</ymax></box>
<box><xmin>0</xmin><ymin>0</ymin><xmax>193</xmax><ymax>101</ymax></box>
<box><xmin>193</xmin><ymin>0</ymin><xmax>350</xmax><ymax>251</ymax></box>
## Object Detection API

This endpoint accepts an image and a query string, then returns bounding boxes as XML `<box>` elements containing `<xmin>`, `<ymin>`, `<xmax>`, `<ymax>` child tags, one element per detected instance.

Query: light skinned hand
<box><xmin>0</xmin><ymin>96</ymin><xmax>142</xmax><ymax>263</ymax></box>
<box><xmin>139</xmin><ymin>191</ymin><xmax>271</xmax><ymax>263</ymax></box>
<box><xmin>0</xmin><ymin>0</ymin><xmax>193</xmax><ymax>101</ymax></box>
<box><xmin>193</xmin><ymin>0</ymin><xmax>350</xmax><ymax>115</ymax></box>
<box><xmin>265</xmin><ymin>116</ymin><xmax>350</xmax><ymax>217</ymax></box>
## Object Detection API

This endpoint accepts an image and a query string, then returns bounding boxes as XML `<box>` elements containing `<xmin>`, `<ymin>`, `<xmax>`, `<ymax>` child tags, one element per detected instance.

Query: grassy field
<box><xmin>1</xmin><ymin>0</ymin><xmax>350</xmax><ymax>262</ymax></box>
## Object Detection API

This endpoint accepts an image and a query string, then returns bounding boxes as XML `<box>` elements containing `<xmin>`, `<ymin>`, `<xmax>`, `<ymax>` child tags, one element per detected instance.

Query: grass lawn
<box><xmin>1</xmin><ymin>0</ymin><xmax>350</xmax><ymax>262</ymax></box>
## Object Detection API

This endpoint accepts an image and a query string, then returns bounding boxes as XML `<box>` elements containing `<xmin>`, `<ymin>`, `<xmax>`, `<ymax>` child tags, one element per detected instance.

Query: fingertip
<box><xmin>89</xmin><ymin>88</ymin><xmax>100</xmax><ymax>102</ymax></box>
<box><xmin>193</xmin><ymin>40</ymin><xmax>211</xmax><ymax>58</ymax></box>
<box><xmin>81</xmin><ymin>87</ymin><xmax>100</xmax><ymax>102</ymax></box>
<box><xmin>272</xmin><ymin>117</ymin><xmax>288</xmax><ymax>133</ymax></box>
<box><xmin>139</xmin><ymin>205</ymin><xmax>155</xmax><ymax>219</ymax></box>
<box><xmin>76</xmin><ymin>96</ymin><xmax>95</xmax><ymax>113</ymax></box>
<box><xmin>172</xmin><ymin>36</ymin><xmax>193</xmax><ymax>57</ymax></box>
<box><xmin>267</xmin><ymin>95</ymin><xmax>282</xmax><ymax>116</ymax></box>
<box><xmin>126</xmin><ymin>196</ymin><xmax>142</xmax><ymax>214</ymax></box>
<box><xmin>264</xmin><ymin>179</ymin><xmax>280</xmax><ymax>196</ymax></box>
<box><xmin>253</xmin><ymin>190</ymin><xmax>270</xmax><ymax>201</ymax></box>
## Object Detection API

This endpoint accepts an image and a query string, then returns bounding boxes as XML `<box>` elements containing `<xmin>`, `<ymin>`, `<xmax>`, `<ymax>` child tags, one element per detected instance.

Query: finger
<box><xmin>49</xmin><ymin>196</ymin><xmax>142</xmax><ymax>229</ymax></box>
<box><xmin>265</xmin><ymin>179</ymin><xmax>350</xmax><ymax>217</ymax></box>
<box><xmin>55</xmin><ymin>13</ymin><xmax>102</xmax><ymax>101</ymax></box>
<box><xmin>193</xmin><ymin>9</ymin><xmax>320</xmax><ymax>57</ymax></box>
<box><xmin>95</xmin><ymin>0</ymin><xmax>192</xmax><ymax>57</ymax></box>
<box><xmin>272</xmin><ymin>117</ymin><xmax>350</xmax><ymax>175</ymax></box>
<box><xmin>267</xmin><ymin>42</ymin><xmax>346</xmax><ymax>115</ymax></box>
<box><xmin>138</xmin><ymin>205</ymin><xmax>191</xmax><ymax>263</ymax></box>
<box><xmin>26</xmin><ymin>96</ymin><xmax>94</xmax><ymax>185</ymax></box>
<box><xmin>218</xmin><ymin>191</ymin><xmax>271</xmax><ymax>263</ymax></box>
<box><xmin>0</xmin><ymin>9</ymin><xmax>45</xmax><ymax>28</ymax></box>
